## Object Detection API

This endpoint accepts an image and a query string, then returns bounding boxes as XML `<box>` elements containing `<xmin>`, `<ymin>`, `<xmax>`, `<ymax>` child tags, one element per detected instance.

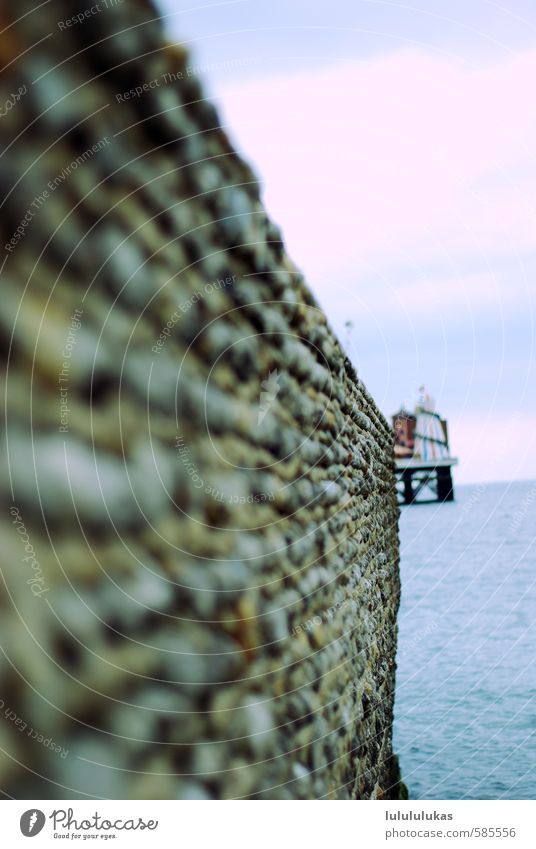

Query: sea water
<box><xmin>394</xmin><ymin>479</ymin><xmax>536</xmax><ymax>800</ymax></box>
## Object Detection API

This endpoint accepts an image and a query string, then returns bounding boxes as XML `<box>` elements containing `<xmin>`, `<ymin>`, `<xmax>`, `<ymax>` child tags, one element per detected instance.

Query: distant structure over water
<box><xmin>392</xmin><ymin>387</ymin><xmax>458</xmax><ymax>505</ymax></box>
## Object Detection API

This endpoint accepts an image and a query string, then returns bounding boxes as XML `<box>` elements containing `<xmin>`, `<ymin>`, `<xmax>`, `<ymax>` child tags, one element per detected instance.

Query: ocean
<box><xmin>393</xmin><ymin>479</ymin><xmax>536</xmax><ymax>800</ymax></box>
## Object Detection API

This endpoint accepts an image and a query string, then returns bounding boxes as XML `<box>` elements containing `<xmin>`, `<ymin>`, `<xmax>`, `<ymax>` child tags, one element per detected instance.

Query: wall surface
<box><xmin>0</xmin><ymin>0</ymin><xmax>401</xmax><ymax>799</ymax></box>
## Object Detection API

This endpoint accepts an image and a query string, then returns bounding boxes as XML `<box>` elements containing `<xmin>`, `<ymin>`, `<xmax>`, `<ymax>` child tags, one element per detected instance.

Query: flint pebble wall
<box><xmin>0</xmin><ymin>0</ymin><xmax>401</xmax><ymax>799</ymax></box>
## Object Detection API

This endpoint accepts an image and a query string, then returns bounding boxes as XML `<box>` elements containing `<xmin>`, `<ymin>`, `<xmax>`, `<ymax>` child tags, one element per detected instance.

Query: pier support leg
<box><xmin>437</xmin><ymin>467</ymin><xmax>454</xmax><ymax>502</ymax></box>
<box><xmin>403</xmin><ymin>470</ymin><xmax>414</xmax><ymax>505</ymax></box>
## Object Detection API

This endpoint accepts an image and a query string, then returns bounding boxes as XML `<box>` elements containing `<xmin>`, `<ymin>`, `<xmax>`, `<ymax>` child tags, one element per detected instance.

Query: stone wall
<box><xmin>0</xmin><ymin>0</ymin><xmax>401</xmax><ymax>799</ymax></box>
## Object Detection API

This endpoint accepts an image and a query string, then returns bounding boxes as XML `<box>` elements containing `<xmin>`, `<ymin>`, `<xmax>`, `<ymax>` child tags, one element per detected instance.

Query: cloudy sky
<box><xmin>157</xmin><ymin>0</ymin><xmax>536</xmax><ymax>484</ymax></box>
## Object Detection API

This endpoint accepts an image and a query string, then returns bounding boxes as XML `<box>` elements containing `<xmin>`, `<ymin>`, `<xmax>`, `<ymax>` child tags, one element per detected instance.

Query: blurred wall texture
<box><xmin>0</xmin><ymin>0</ymin><xmax>401</xmax><ymax>799</ymax></box>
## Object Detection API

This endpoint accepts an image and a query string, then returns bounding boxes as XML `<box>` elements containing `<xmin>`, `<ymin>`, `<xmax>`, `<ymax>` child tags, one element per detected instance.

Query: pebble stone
<box><xmin>0</xmin><ymin>0</ymin><xmax>401</xmax><ymax>801</ymax></box>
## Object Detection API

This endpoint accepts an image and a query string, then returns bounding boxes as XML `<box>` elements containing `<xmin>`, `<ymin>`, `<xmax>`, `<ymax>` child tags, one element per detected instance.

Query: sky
<box><xmin>156</xmin><ymin>0</ymin><xmax>536</xmax><ymax>484</ymax></box>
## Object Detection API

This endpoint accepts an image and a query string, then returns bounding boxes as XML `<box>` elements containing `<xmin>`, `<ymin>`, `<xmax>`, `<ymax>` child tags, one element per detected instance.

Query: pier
<box><xmin>393</xmin><ymin>388</ymin><xmax>458</xmax><ymax>505</ymax></box>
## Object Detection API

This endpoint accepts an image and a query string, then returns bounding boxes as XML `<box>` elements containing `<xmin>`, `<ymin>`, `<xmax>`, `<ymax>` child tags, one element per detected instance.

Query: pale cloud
<box><xmin>452</xmin><ymin>412</ymin><xmax>536</xmax><ymax>484</ymax></box>
<box><xmin>319</xmin><ymin>270</ymin><xmax>514</xmax><ymax>329</ymax></box>
<box><xmin>217</xmin><ymin>49</ymin><xmax>536</xmax><ymax>290</ymax></box>
<box><xmin>211</xmin><ymin>46</ymin><xmax>536</xmax><ymax>482</ymax></box>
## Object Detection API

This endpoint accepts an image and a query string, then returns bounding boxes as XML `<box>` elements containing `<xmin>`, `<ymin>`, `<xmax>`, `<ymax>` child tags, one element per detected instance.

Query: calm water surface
<box><xmin>394</xmin><ymin>480</ymin><xmax>536</xmax><ymax>799</ymax></box>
